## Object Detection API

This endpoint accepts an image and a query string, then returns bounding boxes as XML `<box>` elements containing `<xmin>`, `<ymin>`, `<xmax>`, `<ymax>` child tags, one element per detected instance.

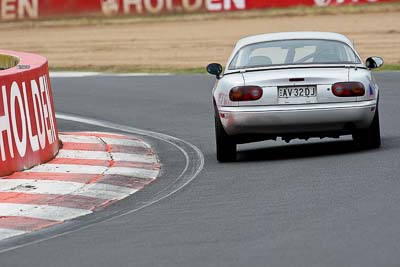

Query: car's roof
<box><xmin>224</xmin><ymin>32</ymin><xmax>358</xmax><ymax>72</ymax></box>
<box><xmin>235</xmin><ymin>32</ymin><xmax>354</xmax><ymax>48</ymax></box>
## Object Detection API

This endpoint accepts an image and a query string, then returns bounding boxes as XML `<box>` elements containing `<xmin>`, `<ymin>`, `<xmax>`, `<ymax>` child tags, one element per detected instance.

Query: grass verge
<box><xmin>50</xmin><ymin>66</ymin><xmax>207</xmax><ymax>74</ymax></box>
<box><xmin>51</xmin><ymin>64</ymin><xmax>400</xmax><ymax>74</ymax></box>
<box><xmin>378</xmin><ymin>64</ymin><xmax>400</xmax><ymax>71</ymax></box>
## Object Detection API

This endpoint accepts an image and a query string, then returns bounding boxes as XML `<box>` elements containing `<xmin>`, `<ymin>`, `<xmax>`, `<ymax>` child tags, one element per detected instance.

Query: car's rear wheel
<box><xmin>352</xmin><ymin>108</ymin><xmax>381</xmax><ymax>149</ymax></box>
<box><xmin>215</xmin><ymin>116</ymin><xmax>236</xmax><ymax>162</ymax></box>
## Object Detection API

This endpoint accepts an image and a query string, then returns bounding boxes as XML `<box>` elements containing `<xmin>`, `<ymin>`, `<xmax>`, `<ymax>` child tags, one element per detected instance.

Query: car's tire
<box><xmin>215</xmin><ymin>116</ymin><xmax>236</xmax><ymax>162</ymax></box>
<box><xmin>352</xmin><ymin>108</ymin><xmax>381</xmax><ymax>149</ymax></box>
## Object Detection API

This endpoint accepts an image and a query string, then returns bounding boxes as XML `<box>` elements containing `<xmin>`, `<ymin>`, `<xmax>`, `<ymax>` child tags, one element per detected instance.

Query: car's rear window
<box><xmin>228</xmin><ymin>39</ymin><xmax>361</xmax><ymax>70</ymax></box>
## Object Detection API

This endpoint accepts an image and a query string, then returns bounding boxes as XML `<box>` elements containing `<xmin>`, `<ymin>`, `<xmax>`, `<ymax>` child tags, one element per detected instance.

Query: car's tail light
<box><xmin>332</xmin><ymin>82</ymin><xmax>365</xmax><ymax>97</ymax></box>
<box><xmin>229</xmin><ymin>86</ymin><xmax>263</xmax><ymax>101</ymax></box>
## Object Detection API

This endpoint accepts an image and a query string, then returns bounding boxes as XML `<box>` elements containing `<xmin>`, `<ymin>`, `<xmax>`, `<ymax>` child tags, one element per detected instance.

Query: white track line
<box><xmin>111</xmin><ymin>152</ymin><xmax>157</xmax><ymax>163</ymax></box>
<box><xmin>56</xmin><ymin>150</ymin><xmax>110</xmax><ymax>160</ymax></box>
<box><xmin>56</xmin><ymin>150</ymin><xmax>158</xmax><ymax>163</ymax></box>
<box><xmin>58</xmin><ymin>135</ymin><xmax>100</xmax><ymax>144</ymax></box>
<box><xmin>26</xmin><ymin>164</ymin><xmax>108</xmax><ymax>174</ymax></box>
<box><xmin>0</xmin><ymin>179</ymin><xmax>84</xmax><ymax>195</ymax></box>
<box><xmin>105</xmin><ymin>167</ymin><xmax>159</xmax><ymax>179</ymax></box>
<box><xmin>26</xmin><ymin>164</ymin><xmax>158</xmax><ymax>179</ymax></box>
<box><xmin>0</xmin><ymin>229</ymin><xmax>28</xmax><ymax>241</ymax></box>
<box><xmin>0</xmin><ymin>179</ymin><xmax>137</xmax><ymax>200</ymax></box>
<box><xmin>101</xmin><ymin>138</ymin><xmax>149</xmax><ymax>148</ymax></box>
<box><xmin>49</xmin><ymin>72</ymin><xmax>101</xmax><ymax>78</ymax></box>
<box><xmin>74</xmin><ymin>183</ymin><xmax>137</xmax><ymax>200</ymax></box>
<box><xmin>0</xmin><ymin>204</ymin><xmax>91</xmax><ymax>221</ymax></box>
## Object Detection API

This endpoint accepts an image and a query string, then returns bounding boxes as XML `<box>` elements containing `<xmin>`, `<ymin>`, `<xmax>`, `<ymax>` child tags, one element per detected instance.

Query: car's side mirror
<box><xmin>366</xmin><ymin>57</ymin><xmax>384</xmax><ymax>69</ymax></box>
<box><xmin>207</xmin><ymin>63</ymin><xmax>223</xmax><ymax>78</ymax></box>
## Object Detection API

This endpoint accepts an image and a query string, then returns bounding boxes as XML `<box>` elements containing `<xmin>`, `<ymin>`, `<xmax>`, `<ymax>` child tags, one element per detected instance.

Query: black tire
<box><xmin>215</xmin><ymin>116</ymin><xmax>236</xmax><ymax>162</ymax></box>
<box><xmin>353</xmin><ymin>108</ymin><xmax>381</xmax><ymax>149</ymax></box>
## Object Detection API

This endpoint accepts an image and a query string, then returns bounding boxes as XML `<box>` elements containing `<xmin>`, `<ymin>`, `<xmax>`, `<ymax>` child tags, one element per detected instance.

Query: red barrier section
<box><xmin>0</xmin><ymin>50</ymin><xmax>59</xmax><ymax>176</ymax></box>
<box><xmin>0</xmin><ymin>0</ymin><xmax>397</xmax><ymax>20</ymax></box>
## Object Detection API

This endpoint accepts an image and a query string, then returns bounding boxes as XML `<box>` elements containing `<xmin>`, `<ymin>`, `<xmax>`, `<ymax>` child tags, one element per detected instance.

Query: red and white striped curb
<box><xmin>0</xmin><ymin>132</ymin><xmax>160</xmax><ymax>241</ymax></box>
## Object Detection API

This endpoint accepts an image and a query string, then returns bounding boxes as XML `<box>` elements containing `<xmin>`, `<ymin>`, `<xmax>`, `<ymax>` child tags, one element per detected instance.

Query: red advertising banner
<box><xmin>0</xmin><ymin>50</ymin><xmax>59</xmax><ymax>176</ymax></box>
<box><xmin>246</xmin><ymin>0</ymin><xmax>393</xmax><ymax>9</ymax></box>
<box><xmin>0</xmin><ymin>0</ymin><xmax>397</xmax><ymax>20</ymax></box>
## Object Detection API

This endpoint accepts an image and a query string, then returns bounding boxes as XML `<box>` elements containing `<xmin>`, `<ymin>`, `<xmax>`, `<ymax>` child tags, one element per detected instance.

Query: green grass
<box><xmin>377</xmin><ymin>64</ymin><xmax>400</xmax><ymax>71</ymax></box>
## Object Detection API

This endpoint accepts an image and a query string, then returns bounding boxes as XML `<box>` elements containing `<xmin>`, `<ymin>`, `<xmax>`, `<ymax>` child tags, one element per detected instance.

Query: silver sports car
<box><xmin>207</xmin><ymin>32</ymin><xmax>383</xmax><ymax>162</ymax></box>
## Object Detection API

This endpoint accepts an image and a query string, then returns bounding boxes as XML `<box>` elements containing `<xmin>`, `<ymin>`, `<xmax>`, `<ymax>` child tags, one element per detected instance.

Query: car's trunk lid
<box><xmin>240</xmin><ymin>67</ymin><xmax>355</xmax><ymax>106</ymax></box>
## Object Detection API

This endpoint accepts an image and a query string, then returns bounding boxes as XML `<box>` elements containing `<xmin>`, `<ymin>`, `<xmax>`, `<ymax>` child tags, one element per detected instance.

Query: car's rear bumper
<box><xmin>218</xmin><ymin>100</ymin><xmax>377</xmax><ymax>136</ymax></box>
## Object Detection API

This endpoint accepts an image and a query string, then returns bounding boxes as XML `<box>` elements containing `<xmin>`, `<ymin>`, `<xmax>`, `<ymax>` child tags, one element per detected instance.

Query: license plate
<box><xmin>278</xmin><ymin>85</ymin><xmax>317</xmax><ymax>98</ymax></box>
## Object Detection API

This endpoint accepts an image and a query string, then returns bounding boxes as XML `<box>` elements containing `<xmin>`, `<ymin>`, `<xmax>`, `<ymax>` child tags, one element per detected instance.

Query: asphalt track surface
<box><xmin>0</xmin><ymin>72</ymin><xmax>399</xmax><ymax>267</ymax></box>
